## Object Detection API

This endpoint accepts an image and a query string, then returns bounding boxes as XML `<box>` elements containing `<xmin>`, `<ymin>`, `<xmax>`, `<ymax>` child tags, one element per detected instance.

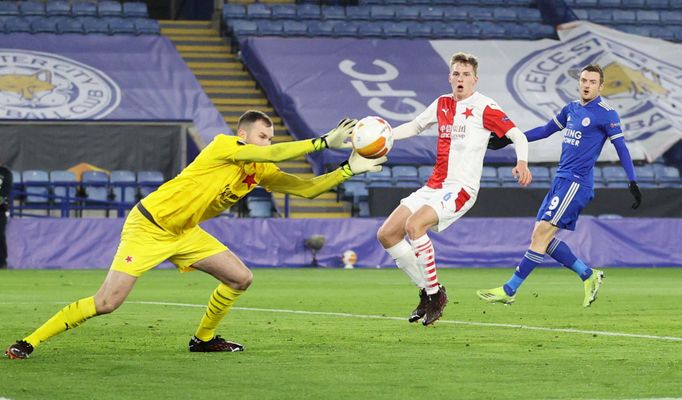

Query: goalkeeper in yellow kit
<box><xmin>6</xmin><ymin>110</ymin><xmax>386</xmax><ymax>358</ymax></box>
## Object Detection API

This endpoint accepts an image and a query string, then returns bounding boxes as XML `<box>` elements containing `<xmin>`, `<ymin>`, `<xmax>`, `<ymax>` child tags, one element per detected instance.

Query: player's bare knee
<box><xmin>530</xmin><ymin>225</ymin><xmax>553</xmax><ymax>249</ymax></box>
<box><xmin>404</xmin><ymin>221</ymin><xmax>424</xmax><ymax>241</ymax></box>
<box><xmin>227</xmin><ymin>269</ymin><xmax>252</xmax><ymax>291</ymax></box>
<box><xmin>240</xmin><ymin>269</ymin><xmax>253</xmax><ymax>289</ymax></box>
<box><xmin>95</xmin><ymin>297</ymin><xmax>121</xmax><ymax>315</ymax></box>
<box><xmin>377</xmin><ymin>225</ymin><xmax>398</xmax><ymax>247</ymax></box>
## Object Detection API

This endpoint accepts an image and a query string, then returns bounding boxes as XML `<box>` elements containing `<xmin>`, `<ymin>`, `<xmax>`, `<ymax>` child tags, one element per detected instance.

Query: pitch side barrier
<box><xmin>368</xmin><ymin>187</ymin><xmax>682</xmax><ymax>218</ymax></box>
<box><xmin>6</xmin><ymin>217</ymin><xmax>681</xmax><ymax>269</ymax></box>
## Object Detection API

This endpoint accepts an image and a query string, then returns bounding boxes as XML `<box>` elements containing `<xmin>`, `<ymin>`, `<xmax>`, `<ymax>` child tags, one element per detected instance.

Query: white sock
<box><xmin>385</xmin><ymin>240</ymin><xmax>427</xmax><ymax>288</ymax></box>
<box><xmin>410</xmin><ymin>234</ymin><xmax>440</xmax><ymax>295</ymax></box>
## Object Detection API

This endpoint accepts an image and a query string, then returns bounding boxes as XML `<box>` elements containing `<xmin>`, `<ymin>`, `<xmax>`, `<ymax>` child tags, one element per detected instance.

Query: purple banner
<box><xmin>0</xmin><ymin>34</ymin><xmax>228</xmax><ymax>144</ymax></box>
<box><xmin>241</xmin><ymin>37</ymin><xmax>457</xmax><ymax>173</ymax></box>
<box><xmin>7</xmin><ymin>217</ymin><xmax>682</xmax><ymax>269</ymax></box>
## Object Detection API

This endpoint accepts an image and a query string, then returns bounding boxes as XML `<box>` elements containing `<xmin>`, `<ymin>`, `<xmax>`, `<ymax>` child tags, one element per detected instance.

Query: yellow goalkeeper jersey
<box><xmin>141</xmin><ymin>135</ymin><xmax>348</xmax><ymax>235</ymax></box>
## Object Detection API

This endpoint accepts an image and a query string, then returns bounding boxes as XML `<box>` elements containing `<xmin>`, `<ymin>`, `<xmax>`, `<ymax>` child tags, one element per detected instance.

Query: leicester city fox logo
<box><xmin>0</xmin><ymin>49</ymin><xmax>120</xmax><ymax>119</ymax></box>
<box><xmin>508</xmin><ymin>30</ymin><xmax>682</xmax><ymax>144</ymax></box>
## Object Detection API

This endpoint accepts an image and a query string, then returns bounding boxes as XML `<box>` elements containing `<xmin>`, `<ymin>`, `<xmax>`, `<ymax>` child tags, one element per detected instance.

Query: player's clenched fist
<box><xmin>512</xmin><ymin>161</ymin><xmax>532</xmax><ymax>187</ymax></box>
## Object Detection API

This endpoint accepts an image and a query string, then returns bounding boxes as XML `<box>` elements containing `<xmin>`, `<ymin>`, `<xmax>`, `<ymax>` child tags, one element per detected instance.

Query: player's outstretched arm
<box><xmin>612</xmin><ymin>137</ymin><xmax>641</xmax><ymax>209</ymax></box>
<box><xmin>233</xmin><ymin>118</ymin><xmax>357</xmax><ymax>163</ymax></box>
<box><xmin>505</xmin><ymin>127</ymin><xmax>532</xmax><ymax>187</ymax></box>
<box><xmin>392</xmin><ymin>120</ymin><xmax>422</xmax><ymax>141</ymax></box>
<box><xmin>488</xmin><ymin>119</ymin><xmax>561</xmax><ymax>150</ymax></box>
<box><xmin>525</xmin><ymin>119</ymin><xmax>562</xmax><ymax>142</ymax></box>
<box><xmin>260</xmin><ymin>151</ymin><xmax>387</xmax><ymax>199</ymax></box>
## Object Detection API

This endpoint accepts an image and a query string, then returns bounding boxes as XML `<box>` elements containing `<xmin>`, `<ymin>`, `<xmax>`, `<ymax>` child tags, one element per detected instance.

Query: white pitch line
<box><xmin>129</xmin><ymin>301</ymin><xmax>682</xmax><ymax>343</ymax></box>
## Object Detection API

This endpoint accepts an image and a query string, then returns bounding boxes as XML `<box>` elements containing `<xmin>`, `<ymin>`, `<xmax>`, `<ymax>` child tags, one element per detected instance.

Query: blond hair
<box><xmin>450</xmin><ymin>52</ymin><xmax>479</xmax><ymax>76</ymax></box>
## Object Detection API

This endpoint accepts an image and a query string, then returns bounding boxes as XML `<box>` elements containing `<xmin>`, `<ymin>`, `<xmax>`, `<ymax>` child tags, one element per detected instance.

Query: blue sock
<box><xmin>546</xmin><ymin>238</ymin><xmax>593</xmax><ymax>281</ymax></box>
<box><xmin>504</xmin><ymin>250</ymin><xmax>544</xmax><ymax>296</ymax></box>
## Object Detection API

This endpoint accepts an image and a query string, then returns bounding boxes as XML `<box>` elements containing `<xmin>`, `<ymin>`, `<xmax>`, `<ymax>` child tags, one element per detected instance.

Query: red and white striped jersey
<box><xmin>415</xmin><ymin>92</ymin><xmax>516</xmax><ymax>192</ymax></box>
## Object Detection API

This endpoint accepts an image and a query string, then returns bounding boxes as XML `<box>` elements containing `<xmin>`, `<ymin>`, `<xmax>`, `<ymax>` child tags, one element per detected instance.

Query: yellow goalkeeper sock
<box><xmin>24</xmin><ymin>296</ymin><xmax>97</xmax><ymax>348</ymax></box>
<box><xmin>194</xmin><ymin>284</ymin><xmax>244</xmax><ymax>341</ymax></box>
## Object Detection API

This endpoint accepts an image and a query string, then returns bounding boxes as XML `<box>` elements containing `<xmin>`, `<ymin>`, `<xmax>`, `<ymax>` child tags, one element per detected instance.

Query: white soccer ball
<box><xmin>342</xmin><ymin>249</ymin><xmax>357</xmax><ymax>269</ymax></box>
<box><xmin>351</xmin><ymin>116</ymin><xmax>393</xmax><ymax>159</ymax></box>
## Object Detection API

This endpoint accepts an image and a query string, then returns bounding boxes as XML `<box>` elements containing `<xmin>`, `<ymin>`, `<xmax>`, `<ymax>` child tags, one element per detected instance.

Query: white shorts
<box><xmin>400</xmin><ymin>184</ymin><xmax>477</xmax><ymax>232</ymax></box>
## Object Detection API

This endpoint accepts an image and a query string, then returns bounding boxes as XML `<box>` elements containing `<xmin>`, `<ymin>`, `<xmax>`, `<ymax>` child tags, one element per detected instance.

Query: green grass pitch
<box><xmin>1</xmin><ymin>268</ymin><xmax>681</xmax><ymax>399</ymax></box>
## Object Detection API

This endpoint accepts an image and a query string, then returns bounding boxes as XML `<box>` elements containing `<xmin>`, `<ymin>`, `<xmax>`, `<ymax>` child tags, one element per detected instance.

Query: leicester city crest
<box><xmin>0</xmin><ymin>49</ymin><xmax>120</xmax><ymax>119</ymax></box>
<box><xmin>508</xmin><ymin>30</ymin><xmax>682</xmax><ymax>143</ymax></box>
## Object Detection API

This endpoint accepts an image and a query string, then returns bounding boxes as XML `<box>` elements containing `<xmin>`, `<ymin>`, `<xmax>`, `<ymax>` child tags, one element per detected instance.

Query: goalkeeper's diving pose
<box><xmin>6</xmin><ymin>110</ymin><xmax>386</xmax><ymax>359</ymax></box>
<box><xmin>478</xmin><ymin>64</ymin><xmax>642</xmax><ymax>307</ymax></box>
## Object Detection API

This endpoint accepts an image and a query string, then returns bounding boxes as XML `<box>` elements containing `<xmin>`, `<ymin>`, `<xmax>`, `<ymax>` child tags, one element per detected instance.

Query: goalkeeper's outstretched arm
<box><xmin>260</xmin><ymin>151</ymin><xmax>387</xmax><ymax>199</ymax></box>
<box><xmin>230</xmin><ymin>118</ymin><xmax>357</xmax><ymax>163</ymax></box>
<box><xmin>260</xmin><ymin>168</ymin><xmax>348</xmax><ymax>199</ymax></box>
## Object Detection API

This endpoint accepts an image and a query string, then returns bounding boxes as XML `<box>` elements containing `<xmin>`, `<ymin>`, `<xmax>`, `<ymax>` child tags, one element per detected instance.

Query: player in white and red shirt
<box><xmin>376</xmin><ymin>52</ymin><xmax>532</xmax><ymax>326</ymax></box>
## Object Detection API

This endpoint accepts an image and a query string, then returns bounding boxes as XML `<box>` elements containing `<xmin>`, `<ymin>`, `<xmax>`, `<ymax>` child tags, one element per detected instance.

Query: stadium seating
<box><xmin>82</xmin><ymin>171</ymin><xmax>111</xmax><ymax>205</ymax></box>
<box><xmin>110</xmin><ymin>170</ymin><xmax>137</xmax><ymax>205</ymax></box>
<box><xmin>247</xmin><ymin>197</ymin><xmax>273</xmax><ymax>218</ymax></box>
<box><xmin>107</xmin><ymin>17</ymin><xmax>136</xmax><ymax>35</ymax></box>
<box><xmin>22</xmin><ymin>170</ymin><xmax>50</xmax><ymax>204</ymax></box>
<box><xmin>222</xmin><ymin>2</ymin><xmax>558</xmax><ymax>41</ymax></box>
<box><xmin>72</xmin><ymin>1</ymin><xmax>97</xmax><ymax>17</ymax></box>
<box><xmin>19</xmin><ymin>1</ymin><xmax>45</xmax><ymax>17</ymax></box>
<box><xmin>0</xmin><ymin>2</ymin><xmax>19</xmax><ymax>16</ymax></box>
<box><xmin>134</xmin><ymin>18</ymin><xmax>160</xmax><ymax>35</ymax></box>
<box><xmin>122</xmin><ymin>2</ymin><xmax>148</xmax><ymax>18</ymax></box>
<box><xmin>58</xmin><ymin>18</ymin><xmax>85</xmax><ymax>34</ymax></box>
<box><xmin>418</xmin><ymin>165</ymin><xmax>434</xmax><ymax>184</ymax></box>
<box><xmin>341</xmin><ymin>178</ymin><xmax>369</xmax><ymax>204</ymax></box>
<box><xmin>98</xmin><ymin>1</ymin><xmax>123</xmax><ymax>17</ymax></box>
<box><xmin>529</xmin><ymin>166</ymin><xmax>552</xmax><ymax>187</ymax></box>
<box><xmin>46</xmin><ymin>1</ymin><xmax>71</xmax><ymax>17</ymax></box>
<box><xmin>246</xmin><ymin>187</ymin><xmax>274</xmax><ymax>218</ymax></box>
<box><xmin>0</xmin><ymin>1</ymin><xmax>157</xmax><ymax>36</ymax></box>
<box><xmin>271</xmin><ymin>4</ymin><xmax>297</xmax><ymax>19</ymax></box>
<box><xmin>11</xmin><ymin>170</ymin><xmax>21</xmax><ymax>190</ymax></box>
<box><xmin>30</xmin><ymin>17</ymin><xmax>58</xmax><ymax>33</ymax></box>
<box><xmin>481</xmin><ymin>165</ymin><xmax>499</xmax><ymax>187</ymax></box>
<box><xmin>321</xmin><ymin>6</ymin><xmax>346</xmax><ymax>20</ymax></box>
<box><xmin>5</xmin><ymin>18</ymin><xmax>31</xmax><ymax>33</ymax></box>
<box><xmin>654</xmin><ymin>164</ymin><xmax>682</xmax><ymax>187</ymax></box>
<box><xmin>365</xmin><ymin>168</ymin><xmax>393</xmax><ymax>185</ymax></box>
<box><xmin>9</xmin><ymin>169</ymin><xmax>177</xmax><ymax>216</ymax></box>
<box><xmin>392</xmin><ymin>165</ymin><xmax>420</xmax><ymax>187</ymax></box>
<box><xmin>49</xmin><ymin>170</ymin><xmax>78</xmax><ymax>204</ymax></box>
<box><xmin>137</xmin><ymin>170</ymin><xmax>164</xmax><ymax>198</ymax></box>
<box><xmin>569</xmin><ymin>3</ymin><xmax>682</xmax><ymax>42</ymax></box>
<box><xmin>602</xmin><ymin>165</ymin><xmax>629</xmax><ymax>187</ymax></box>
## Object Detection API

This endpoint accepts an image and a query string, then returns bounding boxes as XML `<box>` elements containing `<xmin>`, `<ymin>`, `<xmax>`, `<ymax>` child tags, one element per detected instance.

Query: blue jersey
<box><xmin>551</xmin><ymin>96</ymin><xmax>623</xmax><ymax>187</ymax></box>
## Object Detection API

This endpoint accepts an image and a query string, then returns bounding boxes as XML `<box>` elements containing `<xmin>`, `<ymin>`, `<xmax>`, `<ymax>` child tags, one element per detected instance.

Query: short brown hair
<box><xmin>581</xmin><ymin>64</ymin><xmax>604</xmax><ymax>85</ymax></box>
<box><xmin>237</xmin><ymin>110</ymin><xmax>273</xmax><ymax>131</ymax></box>
<box><xmin>450</xmin><ymin>52</ymin><xmax>479</xmax><ymax>76</ymax></box>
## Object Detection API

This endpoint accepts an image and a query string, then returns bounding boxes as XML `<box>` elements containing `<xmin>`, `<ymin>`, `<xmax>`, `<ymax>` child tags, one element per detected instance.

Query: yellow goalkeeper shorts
<box><xmin>110</xmin><ymin>206</ymin><xmax>227</xmax><ymax>277</ymax></box>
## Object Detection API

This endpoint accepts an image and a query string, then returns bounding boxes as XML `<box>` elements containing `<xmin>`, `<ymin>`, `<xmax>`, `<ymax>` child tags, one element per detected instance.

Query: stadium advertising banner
<box><xmin>0</xmin><ymin>34</ymin><xmax>228</xmax><ymax>143</ymax></box>
<box><xmin>8</xmin><ymin>216</ymin><xmax>682</xmax><ymax>268</ymax></box>
<box><xmin>242</xmin><ymin>21</ymin><xmax>681</xmax><ymax>171</ymax></box>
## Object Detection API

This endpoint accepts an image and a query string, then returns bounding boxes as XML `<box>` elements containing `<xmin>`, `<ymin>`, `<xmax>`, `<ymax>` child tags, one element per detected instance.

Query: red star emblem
<box><xmin>463</xmin><ymin>107</ymin><xmax>474</xmax><ymax>119</ymax></box>
<box><xmin>125</xmin><ymin>256</ymin><xmax>133</xmax><ymax>264</ymax></box>
<box><xmin>242</xmin><ymin>173</ymin><xmax>257</xmax><ymax>189</ymax></box>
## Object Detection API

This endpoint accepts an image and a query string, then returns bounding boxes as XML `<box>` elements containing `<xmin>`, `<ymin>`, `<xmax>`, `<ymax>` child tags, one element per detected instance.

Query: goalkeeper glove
<box><xmin>487</xmin><ymin>133</ymin><xmax>512</xmax><ymax>150</ymax></box>
<box><xmin>312</xmin><ymin>118</ymin><xmax>357</xmax><ymax>150</ymax></box>
<box><xmin>340</xmin><ymin>150</ymin><xmax>387</xmax><ymax>177</ymax></box>
<box><xmin>628</xmin><ymin>181</ymin><xmax>642</xmax><ymax>209</ymax></box>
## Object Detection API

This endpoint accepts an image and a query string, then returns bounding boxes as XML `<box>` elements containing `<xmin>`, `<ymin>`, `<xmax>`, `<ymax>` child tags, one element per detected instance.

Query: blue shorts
<box><xmin>536</xmin><ymin>177</ymin><xmax>594</xmax><ymax>231</ymax></box>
